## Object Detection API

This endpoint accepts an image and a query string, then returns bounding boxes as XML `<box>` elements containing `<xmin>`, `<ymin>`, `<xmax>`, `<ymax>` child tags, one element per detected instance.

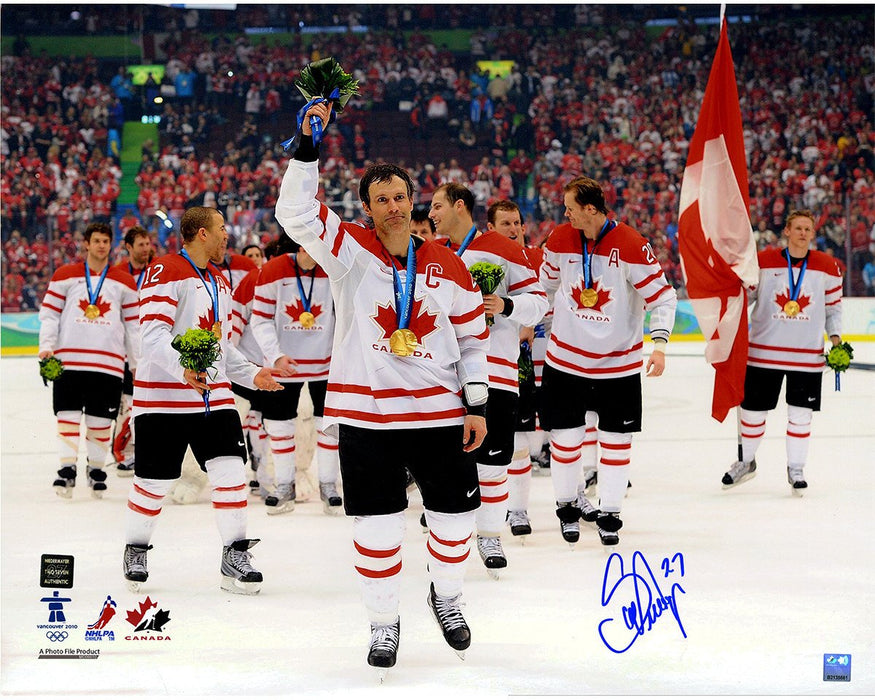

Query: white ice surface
<box><xmin>2</xmin><ymin>343</ymin><xmax>873</xmax><ymax>699</ymax></box>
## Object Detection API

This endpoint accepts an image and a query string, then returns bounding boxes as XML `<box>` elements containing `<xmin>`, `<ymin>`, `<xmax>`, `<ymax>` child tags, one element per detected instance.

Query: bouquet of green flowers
<box><xmin>468</xmin><ymin>262</ymin><xmax>506</xmax><ymax>326</ymax></box>
<box><xmin>39</xmin><ymin>356</ymin><xmax>65</xmax><ymax>387</ymax></box>
<box><xmin>171</xmin><ymin>328</ymin><xmax>222</xmax><ymax>414</ymax></box>
<box><xmin>281</xmin><ymin>57</ymin><xmax>359</xmax><ymax>149</ymax></box>
<box><xmin>824</xmin><ymin>341</ymin><xmax>854</xmax><ymax>391</ymax></box>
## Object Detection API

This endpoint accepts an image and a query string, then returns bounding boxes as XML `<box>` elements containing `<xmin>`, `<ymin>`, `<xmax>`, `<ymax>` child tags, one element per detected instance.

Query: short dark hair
<box><xmin>411</xmin><ymin>207</ymin><xmax>435</xmax><ymax>231</ymax></box>
<box><xmin>84</xmin><ymin>222</ymin><xmax>113</xmax><ymax>242</ymax></box>
<box><xmin>564</xmin><ymin>176</ymin><xmax>607</xmax><ymax>215</ymax></box>
<box><xmin>434</xmin><ymin>182</ymin><xmax>475</xmax><ymax>216</ymax></box>
<box><xmin>241</xmin><ymin>244</ymin><xmax>263</xmax><ymax>257</ymax></box>
<box><xmin>124</xmin><ymin>225</ymin><xmax>150</xmax><ymax>248</ymax></box>
<box><xmin>487</xmin><ymin>200</ymin><xmax>521</xmax><ymax>225</ymax></box>
<box><xmin>264</xmin><ymin>235</ymin><xmax>298</xmax><ymax>259</ymax></box>
<box><xmin>180</xmin><ymin>206</ymin><xmax>220</xmax><ymax>243</ymax></box>
<box><xmin>359</xmin><ymin>163</ymin><xmax>414</xmax><ymax>207</ymax></box>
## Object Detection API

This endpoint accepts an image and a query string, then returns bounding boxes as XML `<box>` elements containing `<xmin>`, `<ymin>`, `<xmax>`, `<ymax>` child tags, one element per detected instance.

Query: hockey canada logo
<box><xmin>85</xmin><ymin>595</ymin><xmax>117</xmax><ymax>641</ymax></box>
<box><xmin>371</xmin><ymin>297</ymin><xmax>439</xmax><ymax>358</ymax></box>
<box><xmin>570</xmin><ymin>279</ymin><xmax>612</xmax><ymax>314</ymax></box>
<box><xmin>77</xmin><ymin>296</ymin><xmax>112</xmax><ymax>322</ymax></box>
<box><xmin>774</xmin><ymin>289</ymin><xmax>811</xmax><ymax>317</ymax></box>
<box><xmin>284</xmin><ymin>299</ymin><xmax>323</xmax><ymax>329</ymax></box>
<box><xmin>124</xmin><ymin>596</ymin><xmax>171</xmax><ymax>641</ymax></box>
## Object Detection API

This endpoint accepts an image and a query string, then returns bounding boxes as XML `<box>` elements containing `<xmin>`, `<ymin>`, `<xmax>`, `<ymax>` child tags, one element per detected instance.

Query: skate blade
<box><xmin>322</xmin><ymin>503</ymin><xmax>343</xmax><ymax>516</ymax></box>
<box><xmin>266</xmin><ymin>502</ymin><xmax>295</xmax><ymax>515</ymax></box>
<box><xmin>116</xmin><ymin>469</ymin><xmax>134</xmax><ymax>478</ymax></box>
<box><xmin>125</xmin><ymin>579</ymin><xmax>143</xmax><ymax>593</ymax></box>
<box><xmin>220</xmin><ymin>576</ymin><xmax>262</xmax><ymax>595</ymax></box>
<box><xmin>90</xmin><ymin>490</ymin><xmax>104</xmax><ymax>500</ymax></box>
<box><xmin>722</xmin><ymin>472</ymin><xmax>757</xmax><ymax>490</ymax></box>
<box><xmin>486</xmin><ymin>569</ymin><xmax>501</xmax><ymax>581</ymax></box>
<box><xmin>377</xmin><ymin>668</ymin><xmax>389</xmax><ymax>684</ymax></box>
<box><xmin>454</xmin><ymin>649</ymin><xmax>466</xmax><ymax>661</ymax></box>
<box><xmin>54</xmin><ymin>486</ymin><xmax>73</xmax><ymax>499</ymax></box>
<box><xmin>790</xmin><ymin>486</ymin><xmax>806</xmax><ymax>497</ymax></box>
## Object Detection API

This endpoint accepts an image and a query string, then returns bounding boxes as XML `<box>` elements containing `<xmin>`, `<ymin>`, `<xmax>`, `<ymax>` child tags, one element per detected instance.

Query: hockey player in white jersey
<box><xmin>39</xmin><ymin>222</ymin><xmax>140</xmax><ymax>499</ymax></box>
<box><xmin>276</xmin><ymin>100</ymin><xmax>489</xmax><ymax>672</ymax></box>
<box><xmin>250</xmin><ymin>240</ymin><xmax>341</xmax><ymax>515</ymax></box>
<box><xmin>540</xmin><ymin>176</ymin><xmax>677</xmax><ymax>548</ymax></box>
<box><xmin>429</xmin><ymin>187</ymin><xmax>547</xmax><ymax>573</ymax></box>
<box><xmin>721</xmin><ymin>209</ymin><xmax>843</xmax><ymax>494</ymax></box>
<box><xmin>122</xmin><ymin>206</ymin><xmax>284</xmax><ymax>595</ymax></box>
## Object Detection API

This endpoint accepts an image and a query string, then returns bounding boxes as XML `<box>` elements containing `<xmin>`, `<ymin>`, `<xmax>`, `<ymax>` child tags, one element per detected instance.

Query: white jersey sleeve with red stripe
<box><xmin>275</xmin><ymin>157</ymin><xmax>488</xmax><ymax>431</ymax></box>
<box><xmin>250</xmin><ymin>253</ymin><xmax>335</xmax><ymax>383</ymax></box>
<box><xmin>38</xmin><ymin>263</ymin><xmax>139</xmax><ymax>378</ymax></box>
<box><xmin>747</xmin><ymin>248</ymin><xmax>842</xmax><ymax>372</ymax></box>
<box><xmin>230</xmin><ymin>268</ymin><xmax>267</xmax><ymax>365</ymax></box>
<box><xmin>540</xmin><ymin>221</ymin><xmax>677</xmax><ymax>379</ymax></box>
<box><xmin>133</xmin><ymin>253</ymin><xmax>260</xmax><ymax>416</ymax></box>
<box><xmin>459</xmin><ymin>232</ymin><xmax>548</xmax><ymax>394</ymax></box>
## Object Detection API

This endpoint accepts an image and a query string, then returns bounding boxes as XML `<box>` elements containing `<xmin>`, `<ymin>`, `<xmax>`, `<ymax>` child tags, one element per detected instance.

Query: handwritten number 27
<box><xmin>661</xmin><ymin>552</ymin><xmax>684</xmax><ymax>577</ymax></box>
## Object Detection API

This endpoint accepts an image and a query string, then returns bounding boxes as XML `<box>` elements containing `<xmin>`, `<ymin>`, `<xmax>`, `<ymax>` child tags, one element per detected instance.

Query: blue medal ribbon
<box><xmin>581</xmin><ymin>219</ymin><xmax>616</xmax><ymax>289</ymax></box>
<box><xmin>84</xmin><ymin>261</ymin><xmax>110</xmax><ymax>308</ymax></box>
<box><xmin>280</xmin><ymin>91</ymin><xmax>340</xmax><ymax>150</ymax></box>
<box><xmin>784</xmin><ymin>249</ymin><xmax>808</xmax><ymax>302</ymax></box>
<box><xmin>129</xmin><ymin>262</ymin><xmax>146</xmax><ymax>290</ymax></box>
<box><xmin>179</xmin><ymin>250</ymin><xmax>221</xmax><ymax>415</ymax></box>
<box><xmin>392</xmin><ymin>236</ymin><xmax>417</xmax><ymax>331</ymax></box>
<box><xmin>447</xmin><ymin>225</ymin><xmax>478</xmax><ymax>257</ymax></box>
<box><xmin>294</xmin><ymin>254</ymin><xmax>316</xmax><ymax>314</ymax></box>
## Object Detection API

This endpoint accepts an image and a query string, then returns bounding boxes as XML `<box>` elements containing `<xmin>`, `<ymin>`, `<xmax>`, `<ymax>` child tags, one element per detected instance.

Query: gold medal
<box><xmin>580</xmin><ymin>288</ymin><xmax>598</xmax><ymax>308</ymax></box>
<box><xmin>212</xmin><ymin>321</ymin><xmax>223</xmax><ymax>338</ymax></box>
<box><xmin>783</xmin><ymin>300</ymin><xmax>800</xmax><ymax>317</ymax></box>
<box><xmin>389</xmin><ymin>328</ymin><xmax>418</xmax><ymax>356</ymax></box>
<box><xmin>299</xmin><ymin>311</ymin><xmax>315</xmax><ymax>328</ymax></box>
<box><xmin>84</xmin><ymin>304</ymin><xmax>101</xmax><ymax>319</ymax></box>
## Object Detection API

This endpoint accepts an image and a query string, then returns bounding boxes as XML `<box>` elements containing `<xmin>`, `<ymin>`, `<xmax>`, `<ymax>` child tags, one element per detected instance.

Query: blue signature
<box><xmin>598</xmin><ymin>551</ymin><xmax>687</xmax><ymax>653</ymax></box>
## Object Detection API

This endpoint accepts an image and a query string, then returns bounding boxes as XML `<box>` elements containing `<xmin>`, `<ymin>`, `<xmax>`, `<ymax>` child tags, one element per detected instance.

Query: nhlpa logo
<box><xmin>85</xmin><ymin>595</ymin><xmax>117</xmax><ymax>641</ymax></box>
<box><xmin>124</xmin><ymin>596</ymin><xmax>172</xmax><ymax>641</ymax></box>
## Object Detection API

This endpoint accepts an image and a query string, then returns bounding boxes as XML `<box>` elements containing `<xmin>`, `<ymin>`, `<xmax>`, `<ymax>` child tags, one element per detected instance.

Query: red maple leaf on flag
<box><xmin>677</xmin><ymin>17</ymin><xmax>759</xmax><ymax>422</ymax></box>
<box><xmin>78</xmin><ymin>296</ymin><xmax>112</xmax><ymax>316</ymax></box>
<box><xmin>285</xmin><ymin>300</ymin><xmax>323</xmax><ymax>323</ymax></box>
<box><xmin>569</xmin><ymin>279</ymin><xmax>611</xmax><ymax>313</ymax></box>
<box><xmin>125</xmin><ymin>597</ymin><xmax>156</xmax><ymax>627</ymax></box>
<box><xmin>372</xmin><ymin>297</ymin><xmax>439</xmax><ymax>344</ymax></box>
<box><xmin>774</xmin><ymin>290</ymin><xmax>811</xmax><ymax>314</ymax></box>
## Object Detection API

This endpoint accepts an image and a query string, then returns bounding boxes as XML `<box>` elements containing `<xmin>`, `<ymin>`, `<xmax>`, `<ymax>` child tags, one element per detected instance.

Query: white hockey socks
<box><xmin>549</xmin><ymin>426</ymin><xmax>587</xmax><ymax>503</ymax></box>
<box><xmin>580</xmin><ymin>411</ymin><xmax>598</xmax><ymax>478</ymax></box>
<box><xmin>353</xmin><ymin>512</ymin><xmax>405</xmax><ymax>625</ymax></box>
<box><xmin>84</xmin><ymin>414</ymin><xmax>113</xmax><ymax>469</ymax></box>
<box><xmin>126</xmin><ymin>477</ymin><xmax>173</xmax><ymax>545</ymax></box>
<box><xmin>740</xmin><ymin>409</ymin><xmax>767</xmax><ymax>464</ymax></box>
<box><xmin>786</xmin><ymin>405</ymin><xmax>813</xmax><ymax>469</ymax></box>
<box><xmin>426</xmin><ymin>509</ymin><xmax>475</xmax><ymax>599</ymax></box>
<box><xmin>244</xmin><ymin>409</ymin><xmax>268</xmax><ymax>465</ymax></box>
<box><xmin>475</xmin><ymin>462</ymin><xmax>508</xmax><ymax>537</ymax></box>
<box><xmin>314</xmin><ymin>417</ymin><xmax>340</xmax><ymax>484</ymax></box>
<box><xmin>507</xmin><ymin>432</ymin><xmax>532</xmax><ymax>511</ymax></box>
<box><xmin>525</xmin><ymin>429</ymin><xmax>546</xmax><ymax>459</ymax></box>
<box><xmin>205</xmin><ymin>456</ymin><xmax>248</xmax><ymax>546</ymax></box>
<box><xmin>263</xmin><ymin>418</ymin><xmax>296</xmax><ymax>487</ymax></box>
<box><xmin>596</xmin><ymin>431</ymin><xmax>632</xmax><ymax>513</ymax></box>
<box><xmin>117</xmin><ymin>394</ymin><xmax>134</xmax><ymax>462</ymax></box>
<box><xmin>56</xmin><ymin>410</ymin><xmax>81</xmax><ymax>466</ymax></box>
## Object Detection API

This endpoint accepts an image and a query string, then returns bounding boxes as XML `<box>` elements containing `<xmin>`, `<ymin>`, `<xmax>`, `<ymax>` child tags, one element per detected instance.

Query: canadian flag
<box><xmin>678</xmin><ymin>17</ymin><xmax>759</xmax><ymax>422</ymax></box>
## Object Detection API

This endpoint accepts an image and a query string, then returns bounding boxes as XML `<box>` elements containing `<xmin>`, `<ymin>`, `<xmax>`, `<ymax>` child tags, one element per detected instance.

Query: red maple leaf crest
<box><xmin>774</xmin><ymin>289</ymin><xmax>811</xmax><ymax>314</ymax></box>
<box><xmin>196</xmin><ymin>311</ymin><xmax>216</xmax><ymax>330</ymax></box>
<box><xmin>125</xmin><ymin>597</ymin><xmax>157</xmax><ymax>627</ymax></box>
<box><xmin>78</xmin><ymin>296</ymin><xmax>112</xmax><ymax>316</ymax></box>
<box><xmin>372</xmin><ymin>297</ymin><xmax>439</xmax><ymax>344</ymax></box>
<box><xmin>285</xmin><ymin>300</ymin><xmax>323</xmax><ymax>323</ymax></box>
<box><xmin>570</xmin><ymin>279</ymin><xmax>612</xmax><ymax>312</ymax></box>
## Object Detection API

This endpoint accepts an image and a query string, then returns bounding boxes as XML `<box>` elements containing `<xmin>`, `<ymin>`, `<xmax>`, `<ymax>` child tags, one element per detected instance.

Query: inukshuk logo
<box><xmin>85</xmin><ymin>595</ymin><xmax>117</xmax><ymax>641</ymax></box>
<box><xmin>124</xmin><ymin>596</ymin><xmax>171</xmax><ymax>641</ymax></box>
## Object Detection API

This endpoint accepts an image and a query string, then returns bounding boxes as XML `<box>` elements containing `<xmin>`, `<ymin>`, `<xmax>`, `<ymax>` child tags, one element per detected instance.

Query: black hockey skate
<box><xmin>427</xmin><ymin>583</ymin><xmax>470</xmax><ymax>659</ymax></box>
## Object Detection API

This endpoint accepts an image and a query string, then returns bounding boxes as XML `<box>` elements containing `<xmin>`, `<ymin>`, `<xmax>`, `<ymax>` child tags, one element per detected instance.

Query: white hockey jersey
<box><xmin>275</xmin><ymin>158</ymin><xmax>489</xmax><ymax>432</ymax></box>
<box><xmin>450</xmin><ymin>231</ymin><xmax>548</xmax><ymax>394</ymax></box>
<box><xmin>250</xmin><ymin>253</ymin><xmax>335</xmax><ymax>383</ymax></box>
<box><xmin>134</xmin><ymin>252</ymin><xmax>260</xmax><ymax>416</ymax></box>
<box><xmin>747</xmin><ymin>248</ymin><xmax>842</xmax><ymax>373</ymax></box>
<box><xmin>230</xmin><ymin>268</ymin><xmax>267</xmax><ymax>365</ymax></box>
<box><xmin>540</xmin><ymin>221</ymin><xmax>677</xmax><ymax>379</ymax></box>
<box><xmin>39</xmin><ymin>262</ymin><xmax>139</xmax><ymax>378</ymax></box>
